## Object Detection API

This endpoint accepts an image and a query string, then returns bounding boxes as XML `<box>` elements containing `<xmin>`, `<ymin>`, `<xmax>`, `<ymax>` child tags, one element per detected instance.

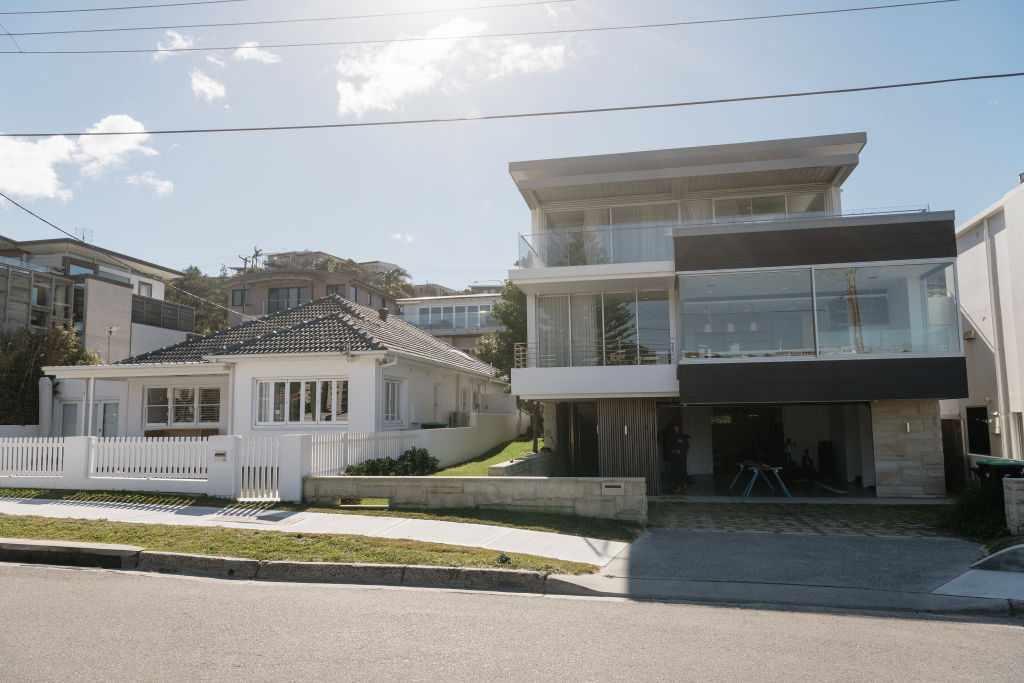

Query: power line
<box><xmin>2</xmin><ymin>70</ymin><xmax>1020</xmax><ymax>139</ymax></box>
<box><xmin>0</xmin><ymin>0</ymin><xmax>958</xmax><ymax>49</ymax></box>
<box><xmin>0</xmin><ymin>0</ymin><xmax>253</xmax><ymax>15</ymax></box>
<box><xmin>6</xmin><ymin>0</ymin><xmax>578</xmax><ymax>35</ymax></box>
<box><xmin>0</xmin><ymin>189</ymin><xmax>264</xmax><ymax>324</ymax></box>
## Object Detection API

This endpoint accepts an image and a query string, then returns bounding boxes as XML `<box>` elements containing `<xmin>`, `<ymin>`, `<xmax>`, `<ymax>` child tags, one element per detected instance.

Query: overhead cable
<box><xmin>2</xmin><ymin>70</ymin><xmax>1020</xmax><ymax>139</ymax></box>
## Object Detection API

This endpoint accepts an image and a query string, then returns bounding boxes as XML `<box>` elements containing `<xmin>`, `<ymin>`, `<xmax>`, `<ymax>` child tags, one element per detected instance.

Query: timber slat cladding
<box><xmin>597</xmin><ymin>398</ymin><xmax>659</xmax><ymax>495</ymax></box>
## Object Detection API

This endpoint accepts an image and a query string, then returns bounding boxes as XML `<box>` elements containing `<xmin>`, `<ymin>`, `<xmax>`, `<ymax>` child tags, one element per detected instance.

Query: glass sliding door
<box><xmin>602</xmin><ymin>292</ymin><xmax>637</xmax><ymax>365</ymax></box>
<box><xmin>610</xmin><ymin>203</ymin><xmax>677</xmax><ymax>264</ymax></box>
<box><xmin>570</xmin><ymin>293</ymin><xmax>603</xmax><ymax>367</ymax></box>
<box><xmin>638</xmin><ymin>290</ymin><xmax>671</xmax><ymax>364</ymax></box>
<box><xmin>537</xmin><ymin>295</ymin><xmax>569</xmax><ymax>367</ymax></box>
<box><xmin>545</xmin><ymin>209</ymin><xmax>610</xmax><ymax>267</ymax></box>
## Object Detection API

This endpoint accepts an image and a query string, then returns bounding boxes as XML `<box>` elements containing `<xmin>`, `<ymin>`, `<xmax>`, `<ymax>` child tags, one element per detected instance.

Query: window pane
<box><xmin>273</xmin><ymin>381</ymin><xmax>286</xmax><ymax>422</ymax></box>
<box><xmin>319</xmin><ymin>381</ymin><xmax>333</xmax><ymax>422</ymax></box>
<box><xmin>680</xmin><ymin>270</ymin><xmax>815</xmax><ymax>358</ymax></box>
<box><xmin>714</xmin><ymin>198</ymin><xmax>752</xmax><ymax>222</ymax></box>
<box><xmin>638</xmin><ymin>290</ymin><xmax>671</xmax><ymax>364</ymax></box>
<box><xmin>610</xmin><ymin>204</ymin><xmax>677</xmax><ymax>263</ymax></box>
<box><xmin>751</xmin><ymin>195</ymin><xmax>787</xmax><ymax>221</ymax></box>
<box><xmin>172</xmin><ymin>388</ymin><xmax>195</xmax><ymax>422</ymax></box>
<box><xmin>147</xmin><ymin>406</ymin><xmax>168</xmax><ymax>424</ymax></box>
<box><xmin>537</xmin><ymin>295</ymin><xmax>569</xmax><ymax>367</ymax></box>
<box><xmin>258</xmin><ymin>382</ymin><xmax>271</xmax><ymax>422</ymax></box>
<box><xmin>335</xmin><ymin>380</ymin><xmax>349</xmax><ymax>421</ymax></box>
<box><xmin>303</xmin><ymin>381</ymin><xmax>316</xmax><ymax>422</ymax></box>
<box><xmin>199</xmin><ymin>388</ymin><xmax>220</xmax><ymax>423</ymax></box>
<box><xmin>603</xmin><ymin>292</ymin><xmax>637</xmax><ymax>365</ymax></box>
<box><xmin>288</xmin><ymin>381</ymin><xmax>301</xmax><ymax>422</ymax></box>
<box><xmin>787</xmin><ymin>193</ymin><xmax>826</xmax><ymax>217</ymax></box>
<box><xmin>544</xmin><ymin>209</ymin><xmax>610</xmax><ymax>266</ymax></box>
<box><xmin>570</xmin><ymin>293</ymin><xmax>602</xmax><ymax>367</ymax></box>
<box><xmin>147</xmin><ymin>388</ymin><xmax>168</xmax><ymax>406</ymax></box>
<box><xmin>199</xmin><ymin>405</ymin><xmax>219</xmax><ymax>423</ymax></box>
<box><xmin>814</xmin><ymin>263</ymin><xmax>960</xmax><ymax>355</ymax></box>
<box><xmin>681</xmin><ymin>199</ymin><xmax>713</xmax><ymax>224</ymax></box>
<box><xmin>199</xmin><ymin>388</ymin><xmax>219</xmax><ymax>405</ymax></box>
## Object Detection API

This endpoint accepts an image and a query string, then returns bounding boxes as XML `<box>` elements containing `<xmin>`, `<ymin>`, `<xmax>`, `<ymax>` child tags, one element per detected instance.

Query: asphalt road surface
<box><xmin>1</xmin><ymin>564</ymin><xmax>1021</xmax><ymax>682</ymax></box>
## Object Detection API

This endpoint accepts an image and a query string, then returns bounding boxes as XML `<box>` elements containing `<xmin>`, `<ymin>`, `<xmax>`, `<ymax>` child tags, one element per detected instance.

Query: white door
<box><xmin>93</xmin><ymin>402</ymin><xmax>120</xmax><ymax>437</ymax></box>
<box><xmin>60</xmin><ymin>403</ymin><xmax>79</xmax><ymax>436</ymax></box>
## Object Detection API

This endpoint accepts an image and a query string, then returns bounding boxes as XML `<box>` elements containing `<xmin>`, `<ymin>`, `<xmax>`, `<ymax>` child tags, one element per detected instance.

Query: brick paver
<box><xmin>648</xmin><ymin>502</ymin><xmax>952</xmax><ymax>537</ymax></box>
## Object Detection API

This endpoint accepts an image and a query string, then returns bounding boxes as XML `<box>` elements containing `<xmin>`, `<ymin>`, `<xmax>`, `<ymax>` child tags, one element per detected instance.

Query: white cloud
<box><xmin>0</xmin><ymin>135</ymin><xmax>77</xmax><ymax>201</ymax></box>
<box><xmin>124</xmin><ymin>171</ymin><xmax>174</xmax><ymax>197</ymax></box>
<box><xmin>153</xmin><ymin>30</ymin><xmax>194</xmax><ymax>61</ymax></box>
<box><xmin>233</xmin><ymin>41</ymin><xmax>281</xmax><ymax>64</ymax></box>
<box><xmin>75</xmin><ymin>114</ymin><xmax>156</xmax><ymax>178</ymax></box>
<box><xmin>0</xmin><ymin>114</ymin><xmax>164</xmax><ymax>201</ymax></box>
<box><xmin>391</xmin><ymin>232</ymin><xmax>416</xmax><ymax>243</ymax></box>
<box><xmin>205</xmin><ymin>55</ymin><xmax>226</xmax><ymax>67</ymax></box>
<box><xmin>190</xmin><ymin>68</ymin><xmax>226</xmax><ymax>103</ymax></box>
<box><xmin>335</xmin><ymin>17</ymin><xmax>570</xmax><ymax>116</ymax></box>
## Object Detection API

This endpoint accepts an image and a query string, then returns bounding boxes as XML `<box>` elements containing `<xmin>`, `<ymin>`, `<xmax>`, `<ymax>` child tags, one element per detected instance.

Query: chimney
<box><xmin>1019</xmin><ymin>172</ymin><xmax>1024</xmax><ymax>184</ymax></box>
<box><xmin>378</xmin><ymin>307</ymin><xmax>389</xmax><ymax>322</ymax></box>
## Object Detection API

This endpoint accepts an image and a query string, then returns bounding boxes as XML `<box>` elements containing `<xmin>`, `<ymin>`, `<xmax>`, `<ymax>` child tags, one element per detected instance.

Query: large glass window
<box><xmin>814</xmin><ymin>262</ymin><xmax>960</xmax><ymax>355</ymax></box>
<box><xmin>268</xmin><ymin>287</ymin><xmax>309</xmax><ymax>313</ymax></box>
<box><xmin>256</xmin><ymin>378</ymin><xmax>348</xmax><ymax>425</ymax></box>
<box><xmin>537</xmin><ymin>290</ymin><xmax>673</xmax><ymax>367</ymax></box>
<box><xmin>680</xmin><ymin>270</ymin><xmax>815</xmax><ymax>358</ymax></box>
<box><xmin>678</xmin><ymin>261</ymin><xmax>959</xmax><ymax>360</ymax></box>
<box><xmin>610</xmin><ymin>203</ymin><xmax>677</xmax><ymax>264</ymax></box>
<box><xmin>145</xmin><ymin>386</ymin><xmax>220</xmax><ymax>425</ymax></box>
<box><xmin>545</xmin><ymin>209</ymin><xmax>610</xmax><ymax>267</ymax></box>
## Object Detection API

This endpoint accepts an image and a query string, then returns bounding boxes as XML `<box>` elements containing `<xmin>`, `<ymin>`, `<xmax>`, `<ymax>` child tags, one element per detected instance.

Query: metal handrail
<box><xmin>514</xmin><ymin>340</ymin><xmax>674</xmax><ymax>368</ymax></box>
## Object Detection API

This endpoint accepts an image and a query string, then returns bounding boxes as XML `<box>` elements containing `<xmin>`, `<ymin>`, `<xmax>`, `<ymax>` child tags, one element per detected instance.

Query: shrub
<box><xmin>941</xmin><ymin>479</ymin><xmax>1010</xmax><ymax>539</ymax></box>
<box><xmin>346</xmin><ymin>447</ymin><xmax>439</xmax><ymax>476</ymax></box>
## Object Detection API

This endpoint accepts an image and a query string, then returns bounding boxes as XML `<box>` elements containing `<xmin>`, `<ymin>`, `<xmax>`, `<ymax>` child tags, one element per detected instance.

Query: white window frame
<box><xmin>383</xmin><ymin>378</ymin><xmax>403</xmax><ymax>424</ymax></box>
<box><xmin>254</xmin><ymin>377</ymin><xmax>349</xmax><ymax>426</ymax></box>
<box><xmin>144</xmin><ymin>386</ymin><xmax>221</xmax><ymax>427</ymax></box>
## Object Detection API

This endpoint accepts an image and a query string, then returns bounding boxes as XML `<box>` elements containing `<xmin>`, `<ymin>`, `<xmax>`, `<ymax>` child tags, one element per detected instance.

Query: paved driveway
<box><xmin>615</xmin><ymin>529</ymin><xmax>984</xmax><ymax>592</ymax></box>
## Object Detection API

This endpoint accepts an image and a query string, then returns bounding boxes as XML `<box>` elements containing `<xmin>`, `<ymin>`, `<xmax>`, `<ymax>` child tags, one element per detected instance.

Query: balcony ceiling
<box><xmin>510</xmin><ymin>132</ymin><xmax>865</xmax><ymax>209</ymax></box>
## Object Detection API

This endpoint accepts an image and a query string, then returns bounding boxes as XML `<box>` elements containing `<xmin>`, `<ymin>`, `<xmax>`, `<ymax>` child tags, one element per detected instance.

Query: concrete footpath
<box><xmin>0</xmin><ymin>497</ymin><xmax>627</xmax><ymax>566</ymax></box>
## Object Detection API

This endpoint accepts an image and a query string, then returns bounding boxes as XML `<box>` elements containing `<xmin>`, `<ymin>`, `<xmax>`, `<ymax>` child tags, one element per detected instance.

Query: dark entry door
<box><xmin>571</xmin><ymin>402</ymin><xmax>600</xmax><ymax>477</ymax></box>
<box><xmin>941</xmin><ymin>418</ymin><xmax>967</xmax><ymax>493</ymax></box>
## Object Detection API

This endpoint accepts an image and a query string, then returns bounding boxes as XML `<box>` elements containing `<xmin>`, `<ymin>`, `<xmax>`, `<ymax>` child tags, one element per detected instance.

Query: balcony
<box><xmin>514</xmin><ymin>340</ymin><xmax>674</xmax><ymax>369</ymax></box>
<box><xmin>516</xmin><ymin>206</ymin><xmax>929</xmax><ymax>269</ymax></box>
<box><xmin>131</xmin><ymin>295</ymin><xmax>196</xmax><ymax>333</ymax></box>
<box><xmin>395</xmin><ymin>315</ymin><xmax>501</xmax><ymax>336</ymax></box>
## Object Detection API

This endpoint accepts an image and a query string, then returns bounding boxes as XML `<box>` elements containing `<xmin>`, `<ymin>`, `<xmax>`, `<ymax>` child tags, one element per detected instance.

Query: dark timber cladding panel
<box><xmin>674</xmin><ymin>219</ymin><xmax>956</xmax><ymax>271</ymax></box>
<box><xmin>677</xmin><ymin>357</ymin><xmax>968</xmax><ymax>403</ymax></box>
<box><xmin>597</xmin><ymin>398</ymin><xmax>659</xmax><ymax>495</ymax></box>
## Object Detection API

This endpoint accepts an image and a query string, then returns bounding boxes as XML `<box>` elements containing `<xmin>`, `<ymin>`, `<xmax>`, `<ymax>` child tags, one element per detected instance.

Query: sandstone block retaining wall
<box><xmin>303</xmin><ymin>475</ymin><xmax>647</xmax><ymax>525</ymax></box>
<box><xmin>488</xmin><ymin>451</ymin><xmax>554</xmax><ymax>477</ymax></box>
<box><xmin>1005</xmin><ymin>479</ymin><xmax>1024</xmax><ymax>535</ymax></box>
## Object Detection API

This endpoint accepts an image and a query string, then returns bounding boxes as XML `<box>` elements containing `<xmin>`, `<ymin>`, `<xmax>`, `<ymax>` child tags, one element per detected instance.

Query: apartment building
<box><xmin>0</xmin><ymin>234</ymin><xmax>194</xmax><ymax>361</ymax></box>
<box><xmin>221</xmin><ymin>250</ymin><xmax>397</xmax><ymax>327</ymax></box>
<box><xmin>397</xmin><ymin>292</ymin><xmax>502</xmax><ymax>353</ymax></box>
<box><xmin>939</xmin><ymin>180</ymin><xmax>1024</xmax><ymax>470</ymax></box>
<box><xmin>509</xmin><ymin>133</ymin><xmax>967</xmax><ymax>497</ymax></box>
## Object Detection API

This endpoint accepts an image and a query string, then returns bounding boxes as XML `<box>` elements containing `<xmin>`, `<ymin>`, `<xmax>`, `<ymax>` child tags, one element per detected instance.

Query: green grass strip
<box><xmin>433</xmin><ymin>438</ymin><xmax>543</xmax><ymax>477</ymax></box>
<box><xmin>0</xmin><ymin>513</ymin><xmax>597</xmax><ymax>575</ymax></box>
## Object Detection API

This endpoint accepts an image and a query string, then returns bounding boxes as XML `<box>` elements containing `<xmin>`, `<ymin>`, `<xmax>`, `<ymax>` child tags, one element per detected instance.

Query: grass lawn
<box><xmin>434</xmin><ymin>437</ymin><xmax>542</xmax><ymax>477</ymax></box>
<box><xmin>0</xmin><ymin>486</ymin><xmax>642</xmax><ymax>543</ymax></box>
<box><xmin>0</xmin><ymin>513</ymin><xmax>598</xmax><ymax>575</ymax></box>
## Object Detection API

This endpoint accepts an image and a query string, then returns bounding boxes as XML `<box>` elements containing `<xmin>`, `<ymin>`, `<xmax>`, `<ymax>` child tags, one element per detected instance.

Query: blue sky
<box><xmin>1</xmin><ymin>0</ymin><xmax>1021</xmax><ymax>287</ymax></box>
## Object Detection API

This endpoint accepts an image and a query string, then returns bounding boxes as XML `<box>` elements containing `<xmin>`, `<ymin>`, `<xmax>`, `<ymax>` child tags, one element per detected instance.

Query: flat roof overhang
<box><xmin>43</xmin><ymin>362</ymin><xmax>229</xmax><ymax>379</ymax></box>
<box><xmin>509</xmin><ymin>261</ymin><xmax>676</xmax><ymax>295</ymax></box>
<box><xmin>509</xmin><ymin>132</ymin><xmax>866</xmax><ymax>209</ymax></box>
<box><xmin>12</xmin><ymin>239</ymin><xmax>183</xmax><ymax>279</ymax></box>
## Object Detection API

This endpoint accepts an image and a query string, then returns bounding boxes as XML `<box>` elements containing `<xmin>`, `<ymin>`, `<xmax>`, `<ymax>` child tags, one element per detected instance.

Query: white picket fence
<box><xmin>91</xmin><ymin>437</ymin><xmax>208</xmax><ymax>480</ymax></box>
<box><xmin>310</xmin><ymin>430</ymin><xmax>427</xmax><ymax>476</ymax></box>
<box><xmin>0</xmin><ymin>437</ymin><xmax>64</xmax><ymax>477</ymax></box>
<box><xmin>237</xmin><ymin>436</ymin><xmax>280</xmax><ymax>501</ymax></box>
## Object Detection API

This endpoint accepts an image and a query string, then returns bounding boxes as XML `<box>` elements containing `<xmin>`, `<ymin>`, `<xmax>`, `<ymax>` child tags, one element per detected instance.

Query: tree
<box><xmin>313</xmin><ymin>256</ymin><xmax>373</xmax><ymax>282</ymax></box>
<box><xmin>165</xmin><ymin>266</ymin><xmax>228</xmax><ymax>334</ymax></box>
<box><xmin>0</xmin><ymin>325</ymin><xmax>100</xmax><ymax>425</ymax></box>
<box><xmin>473</xmin><ymin>280</ymin><xmax>542</xmax><ymax>452</ymax></box>
<box><xmin>378</xmin><ymin>267</ymin><xmax>414</xmax><ymax>298</ymax></box>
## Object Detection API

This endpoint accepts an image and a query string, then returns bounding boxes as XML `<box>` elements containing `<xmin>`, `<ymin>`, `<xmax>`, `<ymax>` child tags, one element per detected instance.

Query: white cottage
<box><xmin>43</xmin><ymin>295</ymin><xmax>510</xmax><ymax>438</ymax></box>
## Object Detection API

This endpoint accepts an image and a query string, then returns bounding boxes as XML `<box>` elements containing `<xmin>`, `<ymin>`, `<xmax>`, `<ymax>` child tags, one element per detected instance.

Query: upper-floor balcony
<box><xmin>131</xmin><ymin>295</ymin><xmax>196</xmax><ymax>333</ymax></box>
<box><xmin>394</xmin><ymin>315</ymin><xmax>501</xmax><ymax>336</ymax></box>
<box><xmin>516</xmin><ymin>205</ymin><xmax>929</xmax><ymax>270</ymax></box>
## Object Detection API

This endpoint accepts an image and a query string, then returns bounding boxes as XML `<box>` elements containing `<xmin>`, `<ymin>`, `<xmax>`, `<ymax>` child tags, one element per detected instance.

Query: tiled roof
<box><xmin>120</xmin><ymin>295</ymin><xmax>497</xmax><ymax>376</ymax></box>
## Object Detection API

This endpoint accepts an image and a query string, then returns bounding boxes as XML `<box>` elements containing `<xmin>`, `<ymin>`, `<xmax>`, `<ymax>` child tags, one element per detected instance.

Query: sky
<box><xmin>0</xmin><ymin>0</ymin><xmax>1021</xmax><ymax>288</ymax></box>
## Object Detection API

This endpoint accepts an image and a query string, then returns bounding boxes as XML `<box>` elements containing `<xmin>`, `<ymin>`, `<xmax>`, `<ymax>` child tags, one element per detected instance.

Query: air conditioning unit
<box><xmin>963</xmin><ymin>330</ymin><xmax>976</xmax><ymax>341</ymax></box>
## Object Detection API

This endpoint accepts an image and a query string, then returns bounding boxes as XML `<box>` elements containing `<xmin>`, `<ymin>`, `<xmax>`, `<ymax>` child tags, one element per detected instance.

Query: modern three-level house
<box><xmin>509</xmin><ymin>133</ymin><xmax>968</xmax><ymax>497</ymax></box>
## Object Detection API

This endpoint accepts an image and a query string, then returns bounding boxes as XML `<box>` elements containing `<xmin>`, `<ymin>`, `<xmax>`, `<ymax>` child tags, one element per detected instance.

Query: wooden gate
<box><xmin>597</xmin><ymin>398</ymin><xmax>660</xmax><ymax>494</ymax></box>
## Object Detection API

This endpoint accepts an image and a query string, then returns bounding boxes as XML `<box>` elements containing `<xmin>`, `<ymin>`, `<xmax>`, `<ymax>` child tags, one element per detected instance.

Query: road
<box><xmin>1</xmin><ymin>564</ymin><xmax>1021</xmax><ymax>682</ymax></box>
